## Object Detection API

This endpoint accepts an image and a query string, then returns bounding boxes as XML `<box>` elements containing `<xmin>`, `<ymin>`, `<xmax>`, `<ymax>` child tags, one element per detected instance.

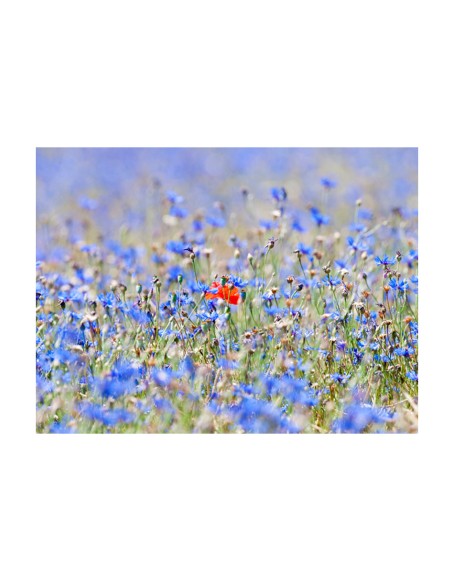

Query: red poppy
<box><xmin>205</xmin><ymin>281</ymin><xmax>240</xmax><ymax>305</ymax></box>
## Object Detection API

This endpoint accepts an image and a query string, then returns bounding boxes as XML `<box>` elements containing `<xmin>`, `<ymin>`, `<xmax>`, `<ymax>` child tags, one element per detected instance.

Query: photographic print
<box><xmin>36</xmin><ymin>148</ymin><xmax>418</xmax><ymax>433</ymax></box>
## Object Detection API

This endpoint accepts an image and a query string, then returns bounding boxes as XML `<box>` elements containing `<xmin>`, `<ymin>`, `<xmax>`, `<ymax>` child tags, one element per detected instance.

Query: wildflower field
<box><xmin>36</xmin><ymin>148</ymin><xmax>418</xmax><ymax>433</ymax></box>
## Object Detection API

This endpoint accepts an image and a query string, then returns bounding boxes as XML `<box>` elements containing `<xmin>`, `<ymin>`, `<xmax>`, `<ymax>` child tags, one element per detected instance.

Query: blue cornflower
<box><xmin>153</xmin><ymin>397</ymin><xmax>175</xmax><ymax>415</ymax></box>
<box><xmin>349</xmin><ymin>222</ymin><xmax>366</xmax><ymax>233</ymax></box>
<box><xmin>259</xmin><ymin>219</ymin><xmax>276</xmax><ymax>231</ymax></box>
<box><xmin>375</xmin><ymin>255</ymin><xmax>396</xmax><ymax>266</ymax></box>
<box><xmin>49</xmin><ymin>417</ymin><xmax>76</xmax><ymax>434</ymax></box>
<box><xmin>321</xmin><ymin>177</ymin><xmax>336</xmax><ymax>189</ymax></box>
<box><xmin>310</xmin><ymin>207</ymin><xmax>330</xmax><ymax>226</ymax></box>
<box><xmin>229</xmin><ymin>276</ymin><xmax>248</xmax><ymax>288</ymax></box>
<box><xmin>405</xmin><ymin>249</ymin><xmax>418</xmax><ymax>268</ymax></box>
<box><xmin>295</xmin><ymin>242</ymin><xmax>313</xmax><ymax>256</ymax></box>
<box><xmin>291</xmin><ymin>217</ymin><xmax>306</xmax><ymax>232</ymax></box>
<box><xmin>331</xmin><ymin>373</ymin><xmax>351</xmax><ymax>385</ymax></box>
<box><xmin>194</xmin><ymin>281</ymin><xmax>210</xmax><ymax>294</ymax></box>
<box><xmin>335</xmin><ymin>259</ymin><xmax>348</xmax><ymax>269</ymax></box>
<box><xmin>169</xmin><ymin>206</ymin><xmax>188</xmax><ymax>219</ymax></box>
<box><xmin>271</xmin><ymin>187</ymin><xmax>287</xmax><ymax>202</ymax></box>
<box><xmin>346</xmin><ymin>236</ymin><xmax>368</xmax><ymax>252</ymax></box>
<box><xmin>321</xmin><ymin>276</ymin><xmax>341</xmax><ymax>287</ymax></box>
<box><xmin>179</xmin><ymin>357</ymin><xmax>196</xmax><ymax>380</ymax></box>
<box><xmin>36</xmin><ymin>375</ymin><xmax>54</xmax><ymax>401</ymax></box>
<box><xmin>262</xmin><ymin>290</ymin><xmax>280</xmax><ymax>301</ymax></box>
<box><xmin>197</xmin><ymin>311</ymin><xmax>219</xmax><ymax>323</ymax></box>
<box><xmin>336</xmin><ymin>340</ymin><xmax>347</xmax><ymax>352</ymax></box>
<box><xmin>350</xmin><ymin>348</ymin><xmax>364</xmax><ymax>365</ymax></box>
<box><xmin>151</xmin><ymin>253</ymin><xmax>168</xmax><ymax>264</ymax></box>
<box><xmin>394</xmin><ymin>347</ymin><xmax>415</xmax><ymax>357</ymax></box>
<box><xmin>94</xmin><ymin>375</ymin><xmax>138</xmax><ymax>400</ymax></box>
<box><xmin>358</xmin><ymin>208</ymin><xmax>373</xmax><ymax>220</ymax></box>
<box><xmin>206</xmin><ymin>215</ymin><xmax>226</xmax><ymax>228</ymax></box>
<box><xmin>389</xmin><ymin>278</ymin><xmax>409</xmax><ymax>293</ymax></box>
<box><xmin>192</xmin><ymin>218</ymin><xmax>204</xmax><ymax>231</ymax></box>
<box><xmin>332</xmin><ymin>404</ymin><xmax>394</xmax><ymax>433</ymax></box>
<box><xmin>97</xmin><ymin>292</ymin><xmax>117</xmax><ymax>308</ymax></box>
<box><xmin>406</xmin><ymin>370</ymin><xmax>418</xmax><ymax>382</ymax></box>
<box><xmin>227</xmin><ymin>396</ymin><xmax>298</xmax><ymax>434</ymax></box>
<box><xmin>79</xmin><ymin>403</ymin><xmax>135</xmax><ymax>426</ymax></box>
<box><xmin>80</xmin><ymin>243</ymin><xmax>99</xmax><ymax>254</ymax></box>
<box><xmin>234</xmin><ymin>384</ymin><xmax>262</xmax><ymax>397</ymax></box>
<box><xmin>166</xmin><ymin>191</ymin><xmax>184</xmax><ymax>204</ymax></box>
<box><xmin>167</xmin><ymin>265</ymin><xmax>185</xmax><ymax>282</ymax></box>
<box><xmin>218</xmin><ymin>359</ymin><xmax>239</xmax><ymax>370</ymax></box>
<box><xmin>166</xmin><ymin>240</ymin><xmax>188</xmax><ymax>255</ymax></box>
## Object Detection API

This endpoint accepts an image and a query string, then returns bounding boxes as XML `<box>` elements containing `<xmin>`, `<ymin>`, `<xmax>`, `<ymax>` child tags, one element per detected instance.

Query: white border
<box><xmin>2</xmin><ymin>2</ymin><xmax>453</xmax><ymax>581</ymax></box>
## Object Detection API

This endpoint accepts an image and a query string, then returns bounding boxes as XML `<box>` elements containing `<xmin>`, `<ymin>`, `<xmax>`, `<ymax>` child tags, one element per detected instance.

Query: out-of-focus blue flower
<box><xmin>321</xmin><ymin>177</ymin><xmax>336</xmax><ymax>189</ymax></box>
<box><xmin>49</xmin><ymin>416</ymin><xmax>75</xmax><ymax>434</ymax></box>
<box><xmin>179</xmin><ymin>357</ymin><xmax>196</xmax><ymax>380</ymax></box>
<box><xmin>358</xmin><ymin>208</ymin><xmax>373</xmax><ymax>221</ymax></box>
<box><xmin>36</xmin><ymin>374</ymin><xmax>54</xmax><ymax>401</ymax></box>
<box><xmin>226</xmin><ymin>395</ymin><xmax>299</xmax><ymax>433</ymax></box>
<box><xmin>79</xmin><ymin>197</ymin><xmax>98</xmax><ymax>210</ymax></box>
<box><xmin>291</xmin><ymin>217</ymin><xmax>306</xmax><ymax>232</ymax></box>
<box><xmin>166</xmin><ymin>265</ymin><xmax>185</xmax><ymax>282</ymax></box>
<box><xmin>206</xmin><ymin>215</ymin><xmax>226</xmax><ymax>228</ymax></box>
<box><xmin>332</xmin><ymin>404</ymin><xmax>394</xmax><ymax>433</ymax></box>
<box><xmin>218</xmin><ymin>359</ymin><xmax>239</xmax><ymax>370</ymax></box>
<box><xmin>193</xmin><ymin>219</ymin><xmax>204</xmax><ymax>231</ymax></box>
<box><xmin>166</xmin><ymin>191</ymin><xmax>184</xmax><ymax>204</ymax></box>
<box><xmin>394</xmin><ymin>346</ymin><xmax>415</xmax><ymax>357</ymax></box>
<box><xmin>271</xmin><ymin>187</ymin><xmax>287</xmax><ymax>202</ymax></box>
<box><xmin>151</xmin><ymin>253</ymin><xmax>168</xmax><ymax>265</ymax></box>
<box><xmin>152</xmin><ymin>367</ymin><xmax>181</xmax><ymax>387</ymax></box>
<box><xmin>335</xmin><ymin>259</ymin><xmax>348</xmax><ymax>269</ymax></box>
<box><xmin>349</xmin><ymin>222</ymin><xmax>366</xmax><ymax>233</ymax></box>
<box><xmin>406</xmin><ymin>370</ymin><xmax>418</xmax><ymax>382</ymax></box>
<box><xmin>259</xmin><ymin>219</ymin><xmax>276</xmax><ymax>231</ymax></box>
<box><xmin>94</xmin><ymin>377</ymin><xmax>137</xmax><ymax>399</ymax></box>
<box><xmin>166</xmin><ymin>240</ymin><xmax>188</xmax><ymax>255</ymax></box>
<box><xmin>79</xmin><ymin>403</ymin><xmax>135</xmax><ymax>426</ymax></box>
<box><xmin>169</xmin><ymin>206</ymin><xmax>188</xmax><ymax>219</ymax></box>
<box><xmin>405</xmin><ymin>249</ymin><xmax>418</xmax><ymax>269</ymax></box>
<box><xmin>310</xmin><ymin>207</ymin><xmax>330</xmax><ymax>226</ymax></box>
<box><xmin>261</xmin><ymin>376</ymin><xmax>318</xmax><ymax>407</ymax></box>
<box><xmin>153</xmin><ymin>397</ymin><xmax>175</xmax><ymax>415</ymax></box>
<box><xmin>331</xmin><ymin>373</ymin><xmax>351</xmax><ymax>385</ymax></box>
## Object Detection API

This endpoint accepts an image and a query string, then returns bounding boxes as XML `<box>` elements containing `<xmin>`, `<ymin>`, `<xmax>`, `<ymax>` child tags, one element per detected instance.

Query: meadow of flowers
<box><xmin>36</xmin><ymin>148</ymin><xmax>418</xmax><ymax>433</ymax></box>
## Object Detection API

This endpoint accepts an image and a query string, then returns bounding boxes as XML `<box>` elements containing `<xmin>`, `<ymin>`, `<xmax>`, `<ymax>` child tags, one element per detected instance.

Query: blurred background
<box><xmin>36</xmin><ymin>147</ymin><xmax>417</xmax><ymax>259</ymax></box>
